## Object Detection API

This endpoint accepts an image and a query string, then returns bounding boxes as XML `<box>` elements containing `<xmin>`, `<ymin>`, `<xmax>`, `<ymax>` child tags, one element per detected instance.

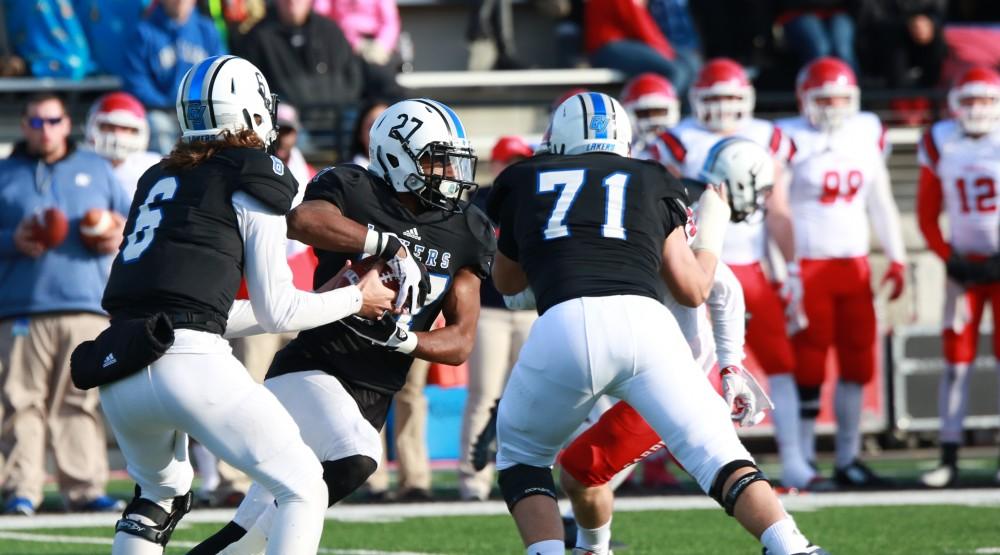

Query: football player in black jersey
<box><xmin>189</xmin><ymin>98</ymin><xmax>496</xmax><ymax>554</ymax></box>
<box><xmin>95</xmin><ymin>56</ymin><xmax>396</xmax><ymax>555</ymax></box>
<box><xmin>488</xmin><ymin>92</ymin><xmax>825</xmax><ymax>555</ymax></box>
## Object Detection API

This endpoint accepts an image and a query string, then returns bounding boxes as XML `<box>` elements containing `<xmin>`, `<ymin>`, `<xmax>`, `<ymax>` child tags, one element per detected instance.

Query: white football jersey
<box><xmin>778</xmin><ymin>112</ymin><xmax>888</xmax><ymax>260</ymax></box>
<box><xmin>652</xmin><ymin>117</ymin><xmax>793</xmax><ymax>266</ymax></box>
<box><xmin>114</xmin><ymin>151</ymin><xmax>163</xmax><ymax>200</ymax></box>
<box><xmin>918</xmin><ymin>119</ymin><xmax>1000</xmax><ymax>256</ymax></box>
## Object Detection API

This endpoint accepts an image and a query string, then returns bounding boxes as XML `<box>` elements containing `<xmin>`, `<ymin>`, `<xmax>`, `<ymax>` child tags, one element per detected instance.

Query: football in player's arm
<box><xmin>189</xmin><ymin>98</ymin><xmax>496</xmax><ymax>555</ymax></box>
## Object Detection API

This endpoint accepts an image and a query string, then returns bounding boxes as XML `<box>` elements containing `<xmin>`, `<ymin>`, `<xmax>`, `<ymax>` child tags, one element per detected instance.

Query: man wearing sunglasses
<box><xmin>0</xmin><ymin>93</ymin><xmax>130</xmax><ymax>516</ymax></box>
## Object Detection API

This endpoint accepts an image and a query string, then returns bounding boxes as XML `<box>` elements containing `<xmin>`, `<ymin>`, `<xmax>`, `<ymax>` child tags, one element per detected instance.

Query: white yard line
<box><xmin>0</xmin><ymin>488</ymin><xmax>997</xmax><ymax>532</ymax></box>
<box><xmin>0</xmin><ymin>531</ymin><xmax>439</xmax><ymax>554</ymax></box>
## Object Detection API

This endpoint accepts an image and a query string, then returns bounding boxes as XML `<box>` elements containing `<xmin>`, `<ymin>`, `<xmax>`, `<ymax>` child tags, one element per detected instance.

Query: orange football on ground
<box><xmin>30</xmin><ymin>207</ymin><xmax>69</xmax><ymax>248</ymax></box>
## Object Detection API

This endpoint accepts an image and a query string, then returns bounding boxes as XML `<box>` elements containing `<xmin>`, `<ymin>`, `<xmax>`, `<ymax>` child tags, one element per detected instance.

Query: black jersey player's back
<box><xmin>489</xmin><ymin>152</ymin><xmax>687</xmax><ymax>314</ymax></box>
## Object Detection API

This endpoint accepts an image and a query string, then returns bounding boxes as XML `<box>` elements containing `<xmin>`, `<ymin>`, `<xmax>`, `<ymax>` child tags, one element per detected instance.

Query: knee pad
<box><xmin>797</xmin><ymin>385</ymin><xmax>821</xmax><ymax>419</ymax></box>
<box><xmin>497</xmin><ymin>464</ymin><xmax>557</xmax><ymax>511</ymax></box>
<box><xmin>322</xmin><ymin>455</ymin><xmax>377</xmax><ymax>506</ymax></box>
<box><xmin>708</xmin><ymin>460</ymin><xmax>769</xmax><ymax>517</ymax></box>
<box><xmin>115</xmin><ymin>485</ymin><xmax>192</xmax><ymax>546</ymax></box>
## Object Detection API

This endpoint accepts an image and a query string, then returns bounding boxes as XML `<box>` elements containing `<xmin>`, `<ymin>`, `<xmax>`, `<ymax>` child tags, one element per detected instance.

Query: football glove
<box><xmin>880</xmin><ymin>261</ymin><xmax>906</xmax><ymax>300</ymax></box>
<box><xmin>339</xmin><ymin>314</ymin><xmax>418</xmax><ymax>354</ymax></box>
<box><xmin>780</xmin><ymin>261</ymin><xmax>804</xmax><ymax>309</ymax></box>
<box><xmin>720</xmin><ymin>366</ymin><xmax>774</xmax><ymax>427</ymax></box>
<box><xmin>365</xmin><ymin>229</ymin><xmax>431</xmax><ymax>313</ymax></box>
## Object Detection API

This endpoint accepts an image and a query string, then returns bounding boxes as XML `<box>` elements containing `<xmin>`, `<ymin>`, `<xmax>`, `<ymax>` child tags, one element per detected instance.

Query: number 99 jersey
<box><xmin>487</xmin><ymin>152</ymin><xmax>689</xmax><ymax>315</ymax></box>
<box><xmin>777</xmin><ymin>112</ymin><xmax>887</xmax><ymax>260</ymax></box>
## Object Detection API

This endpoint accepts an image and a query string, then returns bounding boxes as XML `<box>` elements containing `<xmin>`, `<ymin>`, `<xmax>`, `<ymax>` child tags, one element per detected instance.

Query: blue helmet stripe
<box><xmin>186</xmin><ymin>57</ymin><xmax>219</xmax><ymax>130</ymax></box>
<box><xmin>589</xmin><ymin>92</ymin><xmax>608</xmax><ymax>139</ymax></box>
<box><xmin>431</xmin><ymin>100</ymin><xmax>465</xmax><ymax>139</ymax></box>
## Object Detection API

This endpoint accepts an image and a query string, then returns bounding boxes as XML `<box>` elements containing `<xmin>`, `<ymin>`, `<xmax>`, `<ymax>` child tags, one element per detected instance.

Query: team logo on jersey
<box><xmin>590</xmin><ymin>114</ymin><xmax>610</xmax><ymax>134</ymax></box>
<box><xmin>402</xmin><ymin>227</ymin><xmax>422</xmax><ymax>240</ymax></box>
<box><xmin>270</xmin><ymin>155</ymin><xmax>285</xmax><ymax>176</ymax></box>
<box><xmin>187</xmin><ymin>102</ymin><xmax>207</xmax><ymax>130</ymax></box>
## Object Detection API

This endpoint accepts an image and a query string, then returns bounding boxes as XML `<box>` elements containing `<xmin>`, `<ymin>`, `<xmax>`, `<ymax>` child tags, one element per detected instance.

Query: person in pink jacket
<box><xmin>313</xmin><ymin>0</ymin><xmax>400</xmax><ymax>68</ymax></box>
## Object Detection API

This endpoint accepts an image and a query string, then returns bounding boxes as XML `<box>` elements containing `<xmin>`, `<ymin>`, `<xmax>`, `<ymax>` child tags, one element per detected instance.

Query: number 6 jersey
<box><xmin>102</xmin><ymin>147</ymin><xmax>298</xmax><ymax>332</ymax></box>
<box><xmin>487</xmin><ymin>152</ymin><xmax>689</xmax><ymax>315</ymax></box>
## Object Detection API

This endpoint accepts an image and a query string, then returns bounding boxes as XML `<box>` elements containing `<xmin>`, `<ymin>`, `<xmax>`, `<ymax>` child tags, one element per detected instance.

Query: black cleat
<box><xmin>834</xmin><ymin>459</ymin><xmax>888</xmax><ymax>488</ymax></box>
<box><xmin>471</xmin><ymin>401</ymin><xmax>499</xmax><ymax>471</ymax></box>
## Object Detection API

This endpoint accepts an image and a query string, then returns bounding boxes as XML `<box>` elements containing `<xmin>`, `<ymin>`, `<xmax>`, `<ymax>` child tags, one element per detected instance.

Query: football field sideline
<box><xmin>0</xmin><ymin>487</ymin><xmax>997</xmax><ymax>531</ymax></box>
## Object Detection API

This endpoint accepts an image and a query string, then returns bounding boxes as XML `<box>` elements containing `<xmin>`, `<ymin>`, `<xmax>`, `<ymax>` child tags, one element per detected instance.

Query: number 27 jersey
<box><xmin>488</xmin><ymin>152</ymin><xmax>688</xmax><ymax>315</ymax></box>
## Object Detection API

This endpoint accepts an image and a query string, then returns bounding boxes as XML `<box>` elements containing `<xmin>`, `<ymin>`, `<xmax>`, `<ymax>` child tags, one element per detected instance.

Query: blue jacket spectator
<box><xmin>0</xmin><ymin>141</ymin><xmax>130</xmax><ymax>319</ymax></box>
<box><xmin>73</xmin><ymin>0</ymin><xmax>152</xmax><ymax>77</ymax></box>
<box><xmin>122</xmin><ymin>1</ymin><xmax>226</xmax><ymax>110</ymax></box>
<box><xmin>5</xmin><ymin>0</ymin><xmax>95</xmax><ymax>79</ymax></box>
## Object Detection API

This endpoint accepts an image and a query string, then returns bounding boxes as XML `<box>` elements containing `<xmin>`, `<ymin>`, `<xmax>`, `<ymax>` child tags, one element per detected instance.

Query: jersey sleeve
<box><xmin>464</xmin><ymin>205</ymin><xmax>498</xmax><ymax>279</ymax></box>
<box><xmin>643</xmin><ymin>131</ymin><xmax>687</xmax><ymax>174</ymax></box>
<box><xmin>653</xmin><ymin>165</ymin><xmax>691</xmax><ymax>234</ymax></box>
<box><xmin>236</xmin><ymin>149</ymin><xmax>299</xmax><ymax>215</ymax></box>
<box><xmin>487</xmin><ymin>167</ymin><xmax>520</xmax><ymax>260</ymax></box>
<box><xmin>917</xmin><ymin>128</ymin><xmax>941</xmax><ymax>175</ymax></box>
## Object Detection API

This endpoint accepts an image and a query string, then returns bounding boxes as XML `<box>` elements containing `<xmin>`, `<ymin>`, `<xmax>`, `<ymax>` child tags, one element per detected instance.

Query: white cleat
<box><xmin>921</xmin><ymin>464</ymin><xmax>957</xmax><ymax>488</ymax></box>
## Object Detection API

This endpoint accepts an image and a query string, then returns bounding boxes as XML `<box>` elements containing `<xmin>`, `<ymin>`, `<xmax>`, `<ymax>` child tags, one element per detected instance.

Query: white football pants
<box><xmin>496</xmin><ymin>295</ymin><xmax>752</xmax><ymax>493</ymax></box>
<box><xmin>99</xmin><ymin>330</ymin><xmax>327</xmax><ymax>555</ymax></box>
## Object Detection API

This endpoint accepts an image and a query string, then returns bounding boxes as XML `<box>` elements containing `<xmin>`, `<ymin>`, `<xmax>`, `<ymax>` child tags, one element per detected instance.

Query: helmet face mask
<box><xmin>86</xmin><ymin>92</ymin><xmax>149</xmax><ymax>162</ymax></box>
<box><xmin>949</xmin><ymin>67</ymin><xmax>1000</xmax><ymax>136</ymax></box>
<box><xmin>370</xmin><ymin>99</ymin><xmax>479</xmax><ymax>213</ymax></box>
<box><xmin>690</xmin><ymin>59</ymin><xmax>755</xmax><ymax>133</ymax></box>
<box><xmin>176</xmin><ymin>55</ymin><xmax>279</xmax><ymax>150</ymax></box>
<box><xmin>797</xmin><ymin>57</ymin><xmax>860</xmax><ymax>132</ymax></box>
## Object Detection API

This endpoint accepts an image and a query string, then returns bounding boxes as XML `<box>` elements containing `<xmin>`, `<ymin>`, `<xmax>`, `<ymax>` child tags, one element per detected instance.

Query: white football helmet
<box><xmin>86</xmin><ymin>92</ymin><xmax>149</xmax><ymax>162</ymax></box>
<box><xmin>700</xmin><ymin>137</ymin><xmax>774</xmax><ymax>222</ymax></box>
<box><xmin>369</xmin><ymin>98</ymin><xmax>478</xmax><ymax>212</ymax></box>
<box><xmin>176</xmin><ymin>55</ymin><xmax>278</xmax><ymax>148</ymax></box>
<box><xmin>548</xmin><ymin>92</ymin><xmax>632</xmax><ymax>157</ymax></box>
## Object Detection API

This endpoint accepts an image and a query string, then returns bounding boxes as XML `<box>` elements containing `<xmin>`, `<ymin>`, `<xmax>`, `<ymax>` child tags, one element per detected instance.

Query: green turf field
<box><xmin>0</xmin><ymin>504</ymin><xmax>997</xmax><ymax>554</ymax></box>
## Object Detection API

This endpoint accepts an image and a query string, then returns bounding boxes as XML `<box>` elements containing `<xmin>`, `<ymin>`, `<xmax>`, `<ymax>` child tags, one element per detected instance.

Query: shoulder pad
<box><xmin>233</xmin><ymin>148</ymin><xmax>298</xmax><ymax>214</ymax></box>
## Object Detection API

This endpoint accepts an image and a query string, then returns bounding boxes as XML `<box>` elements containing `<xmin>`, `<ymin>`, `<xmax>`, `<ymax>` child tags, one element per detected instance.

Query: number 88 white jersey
<box><xmin>777</xmin><ymin>112</ymin><xmax>888</xmax><ymax>260</ymax></box>
<box><xmin>918</xmin><ymin>119</ymin><xmax>1000</xmax><ymax>256</ymax></box>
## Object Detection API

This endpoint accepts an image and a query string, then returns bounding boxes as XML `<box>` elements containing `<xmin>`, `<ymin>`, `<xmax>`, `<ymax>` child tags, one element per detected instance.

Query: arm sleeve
<box><xmin>223</xmin><ymin>300</ymin><xmax>264</xmax><ymax>338</ymax></box>
<box><xmin>233</xmin><ymin>191</ymin><xmax>363</xmax><ymax>333</ymax></box>
<box><xmin>866</xmin><ymin>162</ymin><xmax>906</xmax><ymax>263</ymax></box>
<box><xmin>916</xmin><ymin>165</ymin><xmax>950</xmax><ymax>261</ymax></box>
<box><xmin>706</xmin><ymin>262</ymin><xmax>746</xmax><ymax>368</ymax></box>
<box><xmin>375</xmin><ymin>0</ymin><xmax>401</xmax><ymax>53</ymax></box>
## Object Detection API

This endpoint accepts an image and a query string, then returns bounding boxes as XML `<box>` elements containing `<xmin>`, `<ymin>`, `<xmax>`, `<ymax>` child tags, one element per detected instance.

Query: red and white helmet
<box><xmin>796</xmin><ymin>57</ymin><xmax>859</xmax><ymax>132</ymax></box>
<box><xmin>86</xmin><ymin>92</ymin><xmax>149</xmax><ymax>162</ymax></box>
<box><xmin>948</xmin><ymin>66</ymin><xmax>1000</xmax><ymax>136</ymax></box>
<box><xmin>621</xmin><ymin>73</ymin><xmax>679</xmax><ymax>136</ymax></box>
<box><xmin>690</xmin><ymin>58</ymin><xmax>755</xmax><ymax>133</ymax></box>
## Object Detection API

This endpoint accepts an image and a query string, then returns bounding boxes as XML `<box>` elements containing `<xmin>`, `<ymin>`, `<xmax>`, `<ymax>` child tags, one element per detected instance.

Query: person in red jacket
<box><xmin>584</xmin><ymin>0</ymin><xmax>693</xmax><ymax>95</ymax></box>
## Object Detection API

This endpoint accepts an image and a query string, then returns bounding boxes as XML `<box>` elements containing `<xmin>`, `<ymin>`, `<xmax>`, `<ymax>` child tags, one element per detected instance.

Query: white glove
<box><xmin>720</xmin><ymin>366</ymin><xmax>774</xmax><ymax>427</ymax></box>
<box><xmin>503</xmin><ymin>288</ymin><xmax>536</xmax><ymax>310</ymax></box>
<box><xmin>387</xmin><ymin>249</ymin><xmax>429</xmax><ymax>314</ymax></box>
<box><xmin>780</xmin><ymin>261</ymin><xmax>808</xmax><ymax>335</ymax></box>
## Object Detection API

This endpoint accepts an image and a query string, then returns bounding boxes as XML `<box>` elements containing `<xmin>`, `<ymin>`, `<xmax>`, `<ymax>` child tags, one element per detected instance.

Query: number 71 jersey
<box><xmin>777</xmin><ymin>113</ymin><xmax>888</xmax><ymax>259</ymax></box>
<box><xmin>487</xmin><ymin>152</ymin><xmax>689</xmax><ymax>315</ymax></box>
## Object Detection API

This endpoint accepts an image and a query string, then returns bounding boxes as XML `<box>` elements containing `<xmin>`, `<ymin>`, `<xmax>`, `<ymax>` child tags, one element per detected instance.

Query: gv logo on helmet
<box><xmin>589</xmin><ymin>115</ymin><xmax>609</xmax><ymax>133</ymax></box>
<box><xmin>187</xmin><ymin>102</ymin><xmax>207</xmax><ymax>129</ymax></box>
